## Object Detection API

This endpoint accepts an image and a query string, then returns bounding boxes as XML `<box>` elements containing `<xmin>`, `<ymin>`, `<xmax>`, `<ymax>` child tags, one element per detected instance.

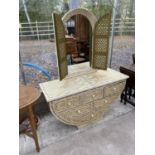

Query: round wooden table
<box><xmin>19</xmin><ymin>85</ymin><xmax>41</xmax><ymax>152</ymax></box>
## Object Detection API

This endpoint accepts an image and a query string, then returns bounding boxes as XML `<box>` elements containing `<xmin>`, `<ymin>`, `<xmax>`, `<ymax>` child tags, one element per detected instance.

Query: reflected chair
<box><xmin>66</xmin><ymin>35</ymin><xmax>87</xmax><ymax>64</ymax></box>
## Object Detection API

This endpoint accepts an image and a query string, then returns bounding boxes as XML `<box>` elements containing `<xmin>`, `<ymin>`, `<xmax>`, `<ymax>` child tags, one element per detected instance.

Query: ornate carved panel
<box><xmin>53</xmin><ymin>13</ymin><xmax>68</xmax><ymax>80</ymax></box>
<box><xmin>92</xmin><ymin>12</ymin><xmax>112</xmax><ymax>70</ymax></box>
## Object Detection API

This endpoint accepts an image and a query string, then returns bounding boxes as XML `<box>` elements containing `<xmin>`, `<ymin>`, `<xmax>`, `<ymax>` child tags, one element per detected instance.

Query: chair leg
<box><xmin>120</xmin><ymin>92</ymin><xmax>124</xmax><ymax>103</ymax></box>
<box><xmin>128</xmin><ymin>88</ymin><xmax>133</xmax><ymax>99</ymax></box>
<box><xmin>28</xmin><ymin>105</ymin><xmax>40</xmax><ymax>152</ymax></box>
<box><xmin>124</xmin><ymin>87</ymin><xmax>128</xmax><ymax>105</ymax></box>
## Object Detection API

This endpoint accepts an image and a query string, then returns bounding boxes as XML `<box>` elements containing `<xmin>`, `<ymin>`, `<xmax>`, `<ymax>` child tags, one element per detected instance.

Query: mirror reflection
<box><xmin>65</xmin><ymin>14</ymin><xmax>92</xmax><ymax>65</ymax></box>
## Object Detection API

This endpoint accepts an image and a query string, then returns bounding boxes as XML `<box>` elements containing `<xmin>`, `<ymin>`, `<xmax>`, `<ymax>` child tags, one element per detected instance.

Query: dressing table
<box><xmin>40</xmin><ymin>62</ymin><xmax>128</xmax><ymax>127</ymax></box>
<box><xmin>40</xmin><ymin>9</ymin><xmax>128</xmax><ymax>127</ymax></box>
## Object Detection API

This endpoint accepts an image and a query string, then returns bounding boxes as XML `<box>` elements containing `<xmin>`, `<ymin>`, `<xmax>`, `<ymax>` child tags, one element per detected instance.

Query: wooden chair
<box><xmin>66</xmin><ymin>35</ymin><xmax>87</xmax><ymax>64</ymax></box>
<box><xmin>132</xmin><ymin>53</ymin><xmax>135</xmax><ymax>64</ymax></box>
<box><xmin>120</xmin><ymin>66</ymin><xmax>135</xmax><ymax>106</ymax></box>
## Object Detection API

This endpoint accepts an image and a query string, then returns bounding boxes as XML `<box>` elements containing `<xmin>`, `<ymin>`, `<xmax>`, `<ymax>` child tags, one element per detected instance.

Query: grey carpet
<box><xmin>19</xmin><ymin>99</ymin><xmax>134</xmax><ymax>155</ymax></box>
<box><xmin>31</xmin><ymin>110</ymin><xmax>135</xmax><ymax>155</ymax></box>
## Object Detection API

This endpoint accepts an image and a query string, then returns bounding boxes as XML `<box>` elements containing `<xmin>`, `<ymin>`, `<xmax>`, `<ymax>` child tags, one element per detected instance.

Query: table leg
<box><xmin>28</xmin><ymin>105</ymin><xmax>40</xmax><ymax>152</ymax></box>
<box><xmin>124</xmin><ymin>86</ymin><xmax>128</xmax><ymax>105</ymax></box>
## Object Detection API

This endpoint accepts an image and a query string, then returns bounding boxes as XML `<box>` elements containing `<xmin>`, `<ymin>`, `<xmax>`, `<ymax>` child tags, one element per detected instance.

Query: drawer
<box><xmin>62</xmin><ymin>102</ymin><xmax>92</xmax><ymax>117</ymax></box>
<box><xmin>52</xmin><ymin>95</ymin><xmax>79</xmax><ymax>112</ymax></box>
<box><xmin>94</xmin><ymin>95</ymin><xmax>118</xmax><ymax>112</ymax></box>
<box><xmin>103</xmin><ymin>81</ymin><xmax>125</xmax><ymax>97</ymax></box>
<box><xmin>70</xmin><ymin>114</ymin><xmax>93</xmax><ymax>124</ymax></box>
<box><xmin>79</xmin><ymin>87</ymin><xmax>103</xmax><ymax>104</ymax></box>
<box><xmin>55</xmin><ymin>102</ymin><xmax>93</xmax><ymax>125</ymax></box>
<box><xmin>71</xmin><ymin>111</ymin><xmax>104</xmax><ymax>125</ymax></box>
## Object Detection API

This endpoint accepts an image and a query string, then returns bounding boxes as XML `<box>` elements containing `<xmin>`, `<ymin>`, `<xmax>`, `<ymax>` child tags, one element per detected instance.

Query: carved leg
<box><xmin>28</xmin><ymin>105</ymin><xmax>40</xmax><ymax>152</ymax></box>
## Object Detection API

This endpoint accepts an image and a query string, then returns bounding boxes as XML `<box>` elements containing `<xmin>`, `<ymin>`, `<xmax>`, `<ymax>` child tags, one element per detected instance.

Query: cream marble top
<box><xmin>39</xmin><ymin>62</ymin><xmax>128</xmax><ymax>102</ymax></box>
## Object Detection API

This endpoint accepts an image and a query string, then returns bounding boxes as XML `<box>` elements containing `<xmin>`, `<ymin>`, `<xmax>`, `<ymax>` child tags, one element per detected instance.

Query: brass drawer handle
<box><xmin>68</xmin><ymin>102</ymin><xmax>71</xmax><ymax>106</ymax></box>
<box><xmin>91</xmin><ymin>114</ymin><xmax>94</xmax><ymax>118</ymax></box>
<box><xmin>77</xmin><ymin>110</ymin><xmax>81</xmax><ymax>114</ymax></box>
<box><xmin>92</xmin><ymin>94</ymin><xmax>96</xmax><ymax>98</ymax></box>
<box><xmin>113</xmin><ymin>87</ymin><xmax>117</xmax><ymax>91</ymax></box>
<box><xmin>104</xmin><ymin>100</ymin><xmax>107</xmax><ymax>103</ymax></box>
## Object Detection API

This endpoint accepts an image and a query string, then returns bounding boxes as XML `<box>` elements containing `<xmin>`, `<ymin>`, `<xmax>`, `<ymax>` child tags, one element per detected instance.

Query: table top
<box><xmin>120</xmin><ymin>64</ymin><xmax>135</xmax><ymax>72</ymax></box>
<box><xmin>40</xmin><ymin>62</ymin><xmax>129</xmax><ymax>102</ymax></box>
<box><xmin>19</xmin><ymin>85</ymin><xmax>41</xmax><ymax>109</ymax></box>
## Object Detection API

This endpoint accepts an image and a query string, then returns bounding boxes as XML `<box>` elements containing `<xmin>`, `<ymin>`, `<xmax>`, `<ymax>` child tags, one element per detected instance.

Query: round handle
<box><xmin>68</xmin><ymin>102</ymin><xmax>71</xmax><ymax>106</ymax></box>
<box><xmin>92</xmin><ymin>94</ymin><xmax>96</xmax><ymax>98</ymax></box>
<box><xmin>113</xmin><ymin>87</ymin><xmax>117</xmax><ymax>91</ymax></box>
<box><xmin>104</xmin><ymin>100</ymin><xmax>107</xmax><ymax>103</ymax></box>
<box><xmin>77</xmin><ymin>110</ymin><xmax>81</xmax><ymax>114</ymax></box>
<box><xmin>91</xmin><ymin>114</ymin><xmax>94</xmax><ymax>118</ymax></box>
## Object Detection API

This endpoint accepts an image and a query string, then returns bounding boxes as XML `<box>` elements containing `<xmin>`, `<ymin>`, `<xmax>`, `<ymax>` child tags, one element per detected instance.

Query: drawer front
<box><xmin>63</xmin><ymin>110</ymin><xmax>100</xmax><ymax>125</ymax></box>
<box><xmin>70</xmin><ymin>114</ymin><xmax>93</xmax><ymax>125</ymax></box>
<box><xmin>103</xmin><ymin>81</ymin><xmax>125</xmax><ymax>97</ymax></box>
<box><xmin>94</xmin><ymin>95</ymin><xmax>118</xmax><ymax>112</ymax></box>
<box><xmin>92</xmin><ymin>87</ymin><xmax>104</xmax><ymax>100</ymax></box>
<box><xmin>79</xmin><ymin>87</ymin><xmax>103</xmax><ymax>104</ymax></box>
<box><xmin>52</xmin><ymin>95</ymin><xmax>79</xmax><ymax>112</ymax></box>
<box><xmin>61</xmin><ymin>102</ymin><xmax>92</xmax><ymax>117</ymax></box>
<box><xmin>52</xmin><ymin>102</ymin><xmax>93</xmax><ymax>125</ymax></box>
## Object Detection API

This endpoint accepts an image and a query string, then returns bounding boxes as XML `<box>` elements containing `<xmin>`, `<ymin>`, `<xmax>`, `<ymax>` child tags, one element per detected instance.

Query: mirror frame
<box><xmin>62</xmin><ymin>8</ymin><xmax>97</xmax><ymax>30</ymax></box>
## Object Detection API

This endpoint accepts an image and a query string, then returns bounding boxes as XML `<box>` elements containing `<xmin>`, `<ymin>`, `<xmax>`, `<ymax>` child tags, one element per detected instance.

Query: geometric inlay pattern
<box><xmin>93</xmin><ymin>55</ymin><xmax>107</xmax><ymax>69</ymax></box>
<box><xmin>92</xmin><ymin>12</ymin><xmax>112</xmax><ymax>70</ymax></box>
<box><xmin>53</xmin><ymin>13</ymin><xmax>68</xmax><ymax>80</ymax></box>
<box><xmin>95</xmin><ymin>38</ymin><xmax>108</xmax><ymax>52</ymax></box>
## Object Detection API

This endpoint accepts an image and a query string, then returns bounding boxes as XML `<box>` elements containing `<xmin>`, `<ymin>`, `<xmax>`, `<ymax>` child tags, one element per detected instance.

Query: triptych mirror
<box><xmin>53</xmin><ymin>8</ymin><xmax>112</xmax><ymax>80</ymax></box>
